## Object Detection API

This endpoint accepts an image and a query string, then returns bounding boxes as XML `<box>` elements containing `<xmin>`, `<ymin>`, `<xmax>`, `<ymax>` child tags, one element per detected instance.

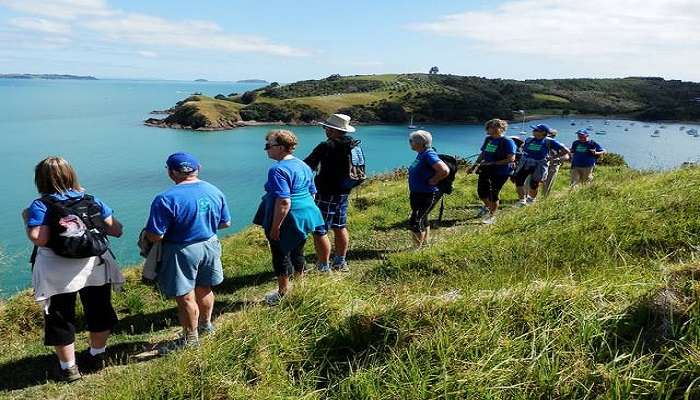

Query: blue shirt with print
<box><xmin>26</xmin><ymin>189</ymin><xmax>113</xmax><ymax>227</ymax></box>
<box><xmin>571</xmin><ymin>140</ymin><xmax>604</xmax><ymax>168</ymax></box>
<box><xmin>522</xmin><ymin>137</ymin><xmax>565</xmax><ymax>161</ymax></box>
<box><xmin>146</xmin><ymin>180</ymin><xmax>231</xmax><ymax>243</ymax></box>
<box><xmin>480</xmin><ymin>136</ymin><xmax>517</xmax><ymax>176</ymax></box>
<box><xmin>408</xmin><ymin>148</ymin><xmax>441</xmax><ymax>193</ymax></box>
<box><xmin>265</xmin><ymin>157</ymin><xmax>317</xmax><ymax>199</ymax></box>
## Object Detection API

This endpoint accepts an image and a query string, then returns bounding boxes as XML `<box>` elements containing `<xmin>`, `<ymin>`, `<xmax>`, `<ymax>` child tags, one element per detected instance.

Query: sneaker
<box><xmin>83</xmin><ymin>351</ymin><xmax>107</xmax><ymax>372</ymax></box>
<box><xmin>265</xmin><ymin>291</ymin><xmax>283</xmax><ymax>306</ymax></box>
<box><xmin>481</xmin><ymin>215</ymin><xmax>496</xmax><ymax>225</ymax></box>
<box><xmin>332</xmin><ymin>261</ymin><xmax>350</xmax><ymax>272</ymax></box>
<box><xmin>515</xmin><ymin>199</ymin><xmax>527</xmax><ymax>208</ymax></box>
<box><xmin>198</xmin><ymin>322</ymin><xmax>216</xmax><ymax>336</ymax></box>
<box><xmin>158</xmin><ymin>335</ymin><xmax>198</xmax><ymax>355</ymax></box>
<box><xmin>57</xmin><ymin>365</ymin><xmax>81</xmax><ymax>383</ymax></box>
<box><xmin>317</xmin><ymin>263</ymin><xmax>331</xmax><ymax>273</ymax></box>
<box><xmin>476</xmin><ymin>206</ymin><xmax>489</xmax><ymax>218</ymax></box>
<box><xmin>526</xmin><ymin>196</ymin><xmax>536</xmax><ymax>205</ymax></box>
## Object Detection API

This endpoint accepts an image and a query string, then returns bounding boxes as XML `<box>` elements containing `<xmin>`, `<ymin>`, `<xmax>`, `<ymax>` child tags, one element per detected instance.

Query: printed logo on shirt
<box><xmin>197</xmin><ymin>197</ymin><xmax>211</xmax><ymax>214</ymax></box>
<box><xmin>527</xmin><ymin>143</ymin><xmax>543</xmax><ymax>151</ymax></box>
<box><xmin>485</xmin><ymin>143</ymin><xmax>498</xmax><ymax>153</ymax></box>
<box><xmin>575</xmin><ymin>144</ymin><xmax>589</xmax><ymax>153</ymax></box>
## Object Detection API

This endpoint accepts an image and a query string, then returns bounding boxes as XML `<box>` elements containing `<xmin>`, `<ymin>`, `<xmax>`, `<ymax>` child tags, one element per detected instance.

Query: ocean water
<box><xmin>1</xmin><ymin>79</ymin><xmax>699</xmax><ymax>296</ymax></box>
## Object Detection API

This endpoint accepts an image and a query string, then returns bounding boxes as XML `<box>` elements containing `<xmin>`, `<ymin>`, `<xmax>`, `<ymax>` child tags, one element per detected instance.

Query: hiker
<box><xmin>144</xmin><ymin>152</ymin><xmax>231</xmax><ymax>353</ymax></box>
<box><xmin>570</xmin><ymin>129</ymin><xmax>606</xmax><ymax>185</ymax></box>
<box><xmin>541</xmin><ymin>128</ymin><xmax>570</xmax><ymax>196</ymax></box>
<box><xmin>407</xmin><ymin>130</ymin><xmax>450</xmax><ymax>247</ymax></box>
<box><xmin>22</xmin><ymin>156</ymin><xmax>125</xmax><ymax>382</ymax></box>
<box><xmin>513</xmin><ymin>124</ymin><xmax>570</xmax><ymax>206</ymax></box>
<box><xmin>304</xmin><ymin>114</ymin><xmax>364</xmax><ymax>272</ymax></box>
<box><xmin>254</xmin><ymin>130</ymin><xmax>325</xmax><ymax>305</ymax></box>
<box><xmin>467</xmin><ymin>119</ymin><xmax>517</xmax><ymax>224</ymax></box>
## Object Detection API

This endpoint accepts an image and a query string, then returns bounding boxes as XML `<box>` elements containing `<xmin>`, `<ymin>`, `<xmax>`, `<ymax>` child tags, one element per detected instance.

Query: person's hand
<box><xmin>589</xmin><ymin>149</ymin><xmax>597</xmax><ymax>155</ymax></box>
<box><xmin>270</xmin><ymin>226</ymin><xmax>281</xmax><ymax>241</ymax></box>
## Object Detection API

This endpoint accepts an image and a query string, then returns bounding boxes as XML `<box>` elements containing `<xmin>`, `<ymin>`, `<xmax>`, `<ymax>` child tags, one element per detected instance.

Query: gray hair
<box><xmin>409</xmin><ymin>130</ymin><xmax>433</xmax><ymax>148</ymax></box>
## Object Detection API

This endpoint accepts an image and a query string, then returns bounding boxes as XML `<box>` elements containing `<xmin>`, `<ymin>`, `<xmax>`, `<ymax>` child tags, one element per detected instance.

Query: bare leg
<box><xmin>516</xmin><ymin>185</ymin><xmax>526</xmax><ymax>201</ymax></box>
<box><xmin>333</xmin><ymin>227</ymin><xmax>349</xmax><ymax>257</ymax></box>
<box><xmin>175</xmin><ymin>290</ymin><xmax>199</xmax><ymax>333</ymax></box>
<box><xmin>194</xmin><ymin>286</ymin><xmax>214</xmax><ymax>326</ymax></box>
<box><xmin>88</xmin><ymin>331</ymin><xmax>110</xmax><ymax>349</ymax></box>
<box><xmin>277</xmin><ymin>275</ymin><xmax>290</xmax><ymax>295</ymax></box>
<box><xmin>55</xmin><ymin>343</ymin><xmax>75</xmax><ymax>364</ymax></box>
<box><xmin>313</xmin><ymin>233</ymin><xmax>331</xmax><ymax>264</ymax></box>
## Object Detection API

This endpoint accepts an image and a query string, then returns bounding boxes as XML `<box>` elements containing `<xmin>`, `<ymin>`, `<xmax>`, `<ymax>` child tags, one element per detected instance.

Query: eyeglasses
<box><xmin>264</xmin><ymin>143</ymin><xmax>282</xmax><ymax>150</ymax></box>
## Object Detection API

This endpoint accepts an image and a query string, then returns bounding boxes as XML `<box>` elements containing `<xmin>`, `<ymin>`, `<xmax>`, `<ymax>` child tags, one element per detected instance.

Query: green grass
<box><xmin>532</xmin><ymin>93</ymin><xmax>571</xmax><ymax>103</ymax></box>
<box><xmin>1</xmin><ymin>165</ymin><xmax>699</xmax><ymax>399</ymax></box>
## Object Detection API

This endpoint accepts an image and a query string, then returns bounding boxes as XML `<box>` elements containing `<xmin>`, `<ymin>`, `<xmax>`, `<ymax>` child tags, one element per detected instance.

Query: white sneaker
<box><xmin>476</xmin><ymin>206</ymin><xmax>489</xmax><ymax>217</ymax></box>
<box><xmin>515</xmin><ymin>199</ymin><xmax>527</xmax><ymax>208</ymax></box>
<box><xmin>481</xmin><ymin>215</ymin><xmax>496</xmax><ymax>225</ymax></box>
<box><xmin>526</xmin><ymin>196</ymin><xmax>536</xmax><ymax>205</ymax></box>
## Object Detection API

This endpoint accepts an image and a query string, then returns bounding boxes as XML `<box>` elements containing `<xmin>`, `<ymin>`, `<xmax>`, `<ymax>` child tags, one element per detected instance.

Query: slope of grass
<box><xmin>1</xmin><ymin>165</ymin><xmax>699</xmax><ymax>399</ymax></box>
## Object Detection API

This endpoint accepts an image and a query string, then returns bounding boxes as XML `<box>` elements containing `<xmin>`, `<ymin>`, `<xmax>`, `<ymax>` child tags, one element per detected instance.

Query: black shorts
<box><xmin>409</xmin><ymin>191</ymin><xmax>441</xmax><ymax>233</ymax></box>
<box><xmin>477</xmin><ymin>172</ymin><xmax>510</xmax><ymax>202</ymax></box>
<box><xmin>44</xmin><ymin>284</ymin><xmax>118</xmax><ymax>346</ymax></box>
<box><xmin>269</xmin><ymin>239</ymin><xmax>306</xmax><ymax>277</ymax></box>
<box><xmin>513</xmin><ymin>166</ymin><xmax>541</xmax><ymax>189</ymax></box>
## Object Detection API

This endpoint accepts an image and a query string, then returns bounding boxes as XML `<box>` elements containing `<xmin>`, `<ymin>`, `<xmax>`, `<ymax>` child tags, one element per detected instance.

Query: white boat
<box><xmin>604</xmin><ymin>120</ymin><xmax>610</xmax><ymax>125</ymax></box>
<box><xmin>651</xmin><ymin>129</ymin><xmax>661</xmax><ymax>137</ymax></box>
<box><xmin>595</xmin><ymin>130</ymin><xmax>607</xmax><ymax>135</ymax></box>
<box><xmin>407</xmin><ymin>115</ymin><xmax>417</xmax><ymax>129</ymax></box>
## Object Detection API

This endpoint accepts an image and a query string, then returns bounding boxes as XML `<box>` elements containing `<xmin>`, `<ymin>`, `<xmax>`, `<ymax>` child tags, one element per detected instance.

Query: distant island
<box><xmin>0</xmin><ymin>74</ymin><xmax>97</xmax><ymax>80</ymax></box>
<box><xmin>194</xmin><ymin>79</ymin><xmax>209</xmax><ymax>82</ymax></box>
<box><xmin>236</xmin><ymin>79</ymin><xmax>268</xmax><ymax>84</ymax></box>
<box><xmin>145</xmin><ymin>73</ymin><xmax>700</xmax><ymax>131</ymax></box>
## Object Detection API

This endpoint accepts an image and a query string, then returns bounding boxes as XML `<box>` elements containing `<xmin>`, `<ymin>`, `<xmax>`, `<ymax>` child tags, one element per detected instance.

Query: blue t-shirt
<box><xmin>480</xmin><ymin>136</ymin><xmax>517</xmax><ymax>176</ymax></box>
<box><xmin>145</xmin><ymin>180</ymin><xmax>231</xmax><ymax>243</ymax></box>
<box><xmin>26</xmin><ymin>189</ymin><xmax>113</xmax><ymax>227</ymax></box>
<box><xmin>522</xmin><ymin>137</ymin><xmax>565</xmax><ymax>161</ymax></box>
<box><xmin>265</xmin><ymin>157</ymin><xmax>317</xmax><ymax>199</ymax></box>
<box><xmin>571</xmin><ymin>140</ymin><xmax>604</xmax><ymax>168</ymax></box>
<box><xmin>408</xmin><ymin>148</ymin><xmax>441</xmax><ymax>193</ymax></box>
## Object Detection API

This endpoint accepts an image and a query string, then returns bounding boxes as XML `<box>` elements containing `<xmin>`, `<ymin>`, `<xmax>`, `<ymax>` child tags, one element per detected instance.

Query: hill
<box><xmin>0</xmin><ymin>74</ymin><xmax>97</xmax><ymax>80</ymax></box>
<box><xmin>1</xmin><ymin>163</ymin><xmax>699</xmax><ymax>399</ymax></box>
<box><xmin>144</xmin><ymin>74</ymin><xmax>700</xmax><ymax>130</ymax></box>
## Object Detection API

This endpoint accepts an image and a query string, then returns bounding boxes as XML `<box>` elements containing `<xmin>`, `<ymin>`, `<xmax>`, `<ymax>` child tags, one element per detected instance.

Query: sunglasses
<box><xmin>264</xmin><ymin>143</ymin><xmax>282</xmax><ymax>150</ymax></box>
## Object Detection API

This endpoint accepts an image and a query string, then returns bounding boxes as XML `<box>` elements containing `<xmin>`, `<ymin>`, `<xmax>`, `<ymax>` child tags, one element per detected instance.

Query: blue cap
<box><xmin>575</xmin><ymin>129</ymin><xmax>590</xmax><ymax>136</ymax></box>
<box><xmin>530</xmin><ymin>124</ymin><xmax>552</xmax><ymax>133</ymax></box>
<box><xmin>166</xmin><ymin>152</ymin><xmax>200</xmax><ymax>173</ymax></box>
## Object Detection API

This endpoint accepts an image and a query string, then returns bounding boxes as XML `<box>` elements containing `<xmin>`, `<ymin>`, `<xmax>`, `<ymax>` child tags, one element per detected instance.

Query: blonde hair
<box><xmin>409</xmin><ymin>130</ymin><xmax>433</xmax><ymax>148</ymax></box>
<box><xmin>548</xmin><ymin>128</ymin><xmax>558</xmax><ymax>138</ymax></box>
<box><xmin>485</xmin><ymin>118</ymin><xmax>508</xmax><ymax>134</ymax></box>
<box><xmin>266</xmin><ymin>129</ymin><xmax>298</xmax><ymax>152</ymax></box>
<box><xmin>34</xmin><ymin>156</ymin><xmax>81</xmax><ymax>195</ymax></box>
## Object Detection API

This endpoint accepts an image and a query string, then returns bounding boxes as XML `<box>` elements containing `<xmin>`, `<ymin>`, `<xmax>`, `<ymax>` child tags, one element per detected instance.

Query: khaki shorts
<box><xmin>571</xmin><ymin>167</ymin><xmax>594</xmax><ymax>186</ymax></box>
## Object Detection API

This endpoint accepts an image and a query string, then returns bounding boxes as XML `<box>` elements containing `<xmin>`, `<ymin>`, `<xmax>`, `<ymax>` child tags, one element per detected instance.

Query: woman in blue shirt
<box><xmin>407</xmin><ymin>130</ymin><xmax>449</xmax><ymax>247</ymax></box>
<box><xmin>254</xmin><ymin>130</ymin><xmax>324</xmax><ymax>305</ymax></box>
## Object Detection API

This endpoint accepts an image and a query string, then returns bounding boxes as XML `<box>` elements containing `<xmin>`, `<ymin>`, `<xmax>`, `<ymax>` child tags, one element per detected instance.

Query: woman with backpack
<box><xmin>407</xmin><ymin>130</ymin><xmax>450</xmax><ymax>247</ymax></box>
<box><xmin>22</xmin><ymin>156</ymin><xmax>124</xmax><ymax>382</ymax></box>
<box><xmin>254</xmin><ymin>130</ymin><xmax>325</xmax><ymax>305</ymax></box>
<box><xmin>467</xmin><ymin>119</ymin><xmax>517</xmax><ymax>225</ymax></box>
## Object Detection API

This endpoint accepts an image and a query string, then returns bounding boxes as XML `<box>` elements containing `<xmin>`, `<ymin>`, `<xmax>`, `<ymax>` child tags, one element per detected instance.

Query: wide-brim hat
<box><xmin>319</xmin><ymin>113</ymin><xmax>356</xmax><ymax>133</ymax></box>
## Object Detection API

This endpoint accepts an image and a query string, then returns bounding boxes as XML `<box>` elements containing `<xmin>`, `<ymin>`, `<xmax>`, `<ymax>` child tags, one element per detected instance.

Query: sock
<box><xmin>333</xmin><ymin>255</ymin><xmax>346</xmax><ymax>265</ymax></box>
<box><xmin>89</xmin><ymin>346</ymin><xmax>106</xmax><ymax>356</ymax></box>
<box><xmin>59</xmin><ymin>358</ymin><xmax>76</xmax><ymax>370</ymax></box>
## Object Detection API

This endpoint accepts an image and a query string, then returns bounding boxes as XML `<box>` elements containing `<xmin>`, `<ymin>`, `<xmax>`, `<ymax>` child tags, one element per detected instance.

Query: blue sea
<box><xmin>1</xmin><ymin>78</ymin><xmax>699</xmax><ymax>297</ymax></box>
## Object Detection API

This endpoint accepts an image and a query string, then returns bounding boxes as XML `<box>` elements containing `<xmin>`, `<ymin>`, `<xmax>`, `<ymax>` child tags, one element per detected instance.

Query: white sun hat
<box><xmin>319</xmin><ymin>113</ymin><xmax>356</xmax><ymax>133</ymax></box>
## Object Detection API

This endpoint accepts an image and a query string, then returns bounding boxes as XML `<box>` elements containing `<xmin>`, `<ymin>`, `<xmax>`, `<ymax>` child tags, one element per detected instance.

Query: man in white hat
<box><xmin>304</xmin><ymin>114</ymin><xmax>361</xmax><ymax>272</ymax></box>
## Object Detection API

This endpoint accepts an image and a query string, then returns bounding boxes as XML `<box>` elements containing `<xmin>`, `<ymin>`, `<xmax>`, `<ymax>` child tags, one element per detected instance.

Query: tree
<box><xmin>429</xmin><ymin>66</ymin><xmax>439</xmax><ymax>75</ymax></box>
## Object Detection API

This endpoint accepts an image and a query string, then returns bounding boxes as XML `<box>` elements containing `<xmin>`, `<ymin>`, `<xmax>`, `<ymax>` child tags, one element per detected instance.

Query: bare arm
<box><xmin>270</xmin><ymin>198</ymin><xmax>291</xmax><ymax>241</ymax></box>
<box><xmin>145</xmin><ymin>231</ymin><xmax>164</xmax><ymax>243</ymax></box>
<box><xmin>22</xmin><ymin>208</ymin><xmax>50</xmax><ymax>246</ymax></box>
<box><xmin>467</xmin><ymin>153</ymin><xmax>484</xmax><ymax>173</ymax></box>
<box><xmin>219</xmin><ymin>221</ymin><xmax>232</xmax><ymax>229</ymax></box>
<box><xmin>428</xmin><ymin>161</ymin><xmax>450</xmax><ymax>185</ymax></box>
<box><xmin>102</xmin><ymin>216</ymin><xmax>123</xmax><ymax>237</ymax></box>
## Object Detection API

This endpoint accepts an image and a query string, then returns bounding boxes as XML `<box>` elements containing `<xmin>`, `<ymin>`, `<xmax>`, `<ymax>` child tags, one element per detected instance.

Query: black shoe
<box><xmin>83</xmin><ymin>351</ymin><xmax>107</xmax><ymax>372</ymax></box>
<box><xmin>57</xmin><ymin>365</ymin><xmax>82</xmax><ymax>383</ymax></box>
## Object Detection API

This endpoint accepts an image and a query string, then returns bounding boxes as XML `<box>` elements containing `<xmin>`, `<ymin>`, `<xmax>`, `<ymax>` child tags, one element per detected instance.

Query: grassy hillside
<box><xmin>1</xmin><ymin>165</ymin><xmax>699</xmax><ymax>399</ymax></box>
<box><xmin>146</xmin><ymin>74</ymin><xmax>700</xmax><ymax>130</ymax></box>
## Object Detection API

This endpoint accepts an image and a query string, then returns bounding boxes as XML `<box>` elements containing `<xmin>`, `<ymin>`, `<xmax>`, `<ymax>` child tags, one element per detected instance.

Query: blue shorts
<box><xmin>157</xmin><ymin>236</ymin><xmax>224</xmax><ymax>297</ymax></box>
<box><xmin>314</xmin><ymin>193</ymin><xmax>350</xmax><ymax>235</ymax></box>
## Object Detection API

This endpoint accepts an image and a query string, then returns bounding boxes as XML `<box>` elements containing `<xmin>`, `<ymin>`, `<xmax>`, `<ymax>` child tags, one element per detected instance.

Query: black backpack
<box><xmin>38</xmin><ymin>194</ymin><xmax>110</xmax><ymax>259</ymax></box>
<box><xmin>436</xmin><ymin>154</ymin><xmax>458</xmax><ymax>194</ymax></box>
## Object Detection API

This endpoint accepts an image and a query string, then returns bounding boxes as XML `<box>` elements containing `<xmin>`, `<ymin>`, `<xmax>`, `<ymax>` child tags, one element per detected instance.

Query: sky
<box><xmin>0</xmin><ymin>0</ymin><xmax>699</xmax><ymax>82</ymax></box>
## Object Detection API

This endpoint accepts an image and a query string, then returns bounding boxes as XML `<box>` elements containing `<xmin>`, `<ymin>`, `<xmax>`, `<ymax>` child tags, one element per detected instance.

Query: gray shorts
<box><xmin>157</xmin><ymin>236</ymin><xmax>223</xmax><ymax>297</ymax></box>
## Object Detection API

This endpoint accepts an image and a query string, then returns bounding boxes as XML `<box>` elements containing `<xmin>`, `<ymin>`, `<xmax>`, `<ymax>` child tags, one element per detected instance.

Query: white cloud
<box><xmin>9</xmin><ymin>17</ymin><xmax>71</xmax><ymax>34</ymax></box>
<box><xmin>0</xmin><ymin>0</ymin><xmax>309</xmax><ymax>57</ymax></box>
<box><xmin>412</xmin><ymin>0</ymin><xmax>700</xmax><ymax>59</ymax></box>
<box><xmin>137</xmin><ymin>50</ymin><xmax>158</xmax><ymax>58</ymax></box>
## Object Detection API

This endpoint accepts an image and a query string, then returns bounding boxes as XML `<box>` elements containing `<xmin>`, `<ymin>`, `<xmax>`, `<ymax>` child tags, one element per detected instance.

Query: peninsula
<box><xmin>145</xmin><ymin>73</ymin><xmax>700</xmax><ymax>131</ymax></box>
<box><xmin>0</xmin><ymin>74</ymin><xmax>98</xmax><ymax>80</ymax></box>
